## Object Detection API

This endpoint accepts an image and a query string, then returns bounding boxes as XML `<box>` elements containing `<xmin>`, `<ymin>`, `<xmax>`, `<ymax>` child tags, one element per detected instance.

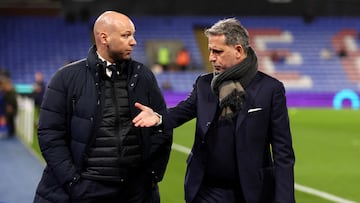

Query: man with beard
<box><xmin>133</xmin><ymin>18</ymin><xmax>295</xmax><ymax>203</ymax></box>
<box><xmin>34</xmin><ymin>11</ymin><xmax>172</xmax><ymax>203</ymax></box>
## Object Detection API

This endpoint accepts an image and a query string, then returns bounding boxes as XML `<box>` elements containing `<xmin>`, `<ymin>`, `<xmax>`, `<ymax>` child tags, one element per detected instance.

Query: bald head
<box><xmin>94</xmin><ymin>11</ymin><xmax>131</xmax><ymax>38</ymax></box>
<box><xmin>93</xmin><ymin>11</ymin><xmax>136</xmax><ymax>62</ymax></box>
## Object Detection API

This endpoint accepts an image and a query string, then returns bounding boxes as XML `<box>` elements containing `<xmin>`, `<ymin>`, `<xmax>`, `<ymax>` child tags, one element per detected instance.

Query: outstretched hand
<box><xmin>133</xmin><ymin>102</ymin><xmax>160</xmax><ymax>127</ymax></box>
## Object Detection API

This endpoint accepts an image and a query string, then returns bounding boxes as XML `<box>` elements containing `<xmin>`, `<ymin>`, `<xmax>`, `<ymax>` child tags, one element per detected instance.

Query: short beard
<box><xmin>109</xmin><ymin>52</ymin><xmax>130</xmax><ymax>63</ymax></box>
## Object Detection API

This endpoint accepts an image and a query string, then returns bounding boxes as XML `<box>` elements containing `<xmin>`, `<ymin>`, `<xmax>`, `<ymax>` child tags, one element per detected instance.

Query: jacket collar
<box><xmin>86</xmin><ymin>45</ymin><xmax>101</xmax><ymax>78</ymax></box>
<box><xmin>86</xmin><ymin>45</ymin><xmax>134</xmax><ymax>82</ymax></box>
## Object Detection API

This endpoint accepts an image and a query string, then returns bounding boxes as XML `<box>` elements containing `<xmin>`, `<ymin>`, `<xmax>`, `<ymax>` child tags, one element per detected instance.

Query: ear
<box><xmin>235</xmin><ymin>44</ymin><xmax>244</xmax><ymax>58</ymax></box>
<box><xmin>99</xmin><ymin>32</ymin><xmax>108</xmax><ymax>44</ymax></box>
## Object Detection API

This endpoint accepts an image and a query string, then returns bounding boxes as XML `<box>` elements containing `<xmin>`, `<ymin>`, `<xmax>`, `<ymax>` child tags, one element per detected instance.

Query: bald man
<box><xmin>34</xmin><ymin>11</ymin><xmax>172</xmax><ymax>203</ymax></box>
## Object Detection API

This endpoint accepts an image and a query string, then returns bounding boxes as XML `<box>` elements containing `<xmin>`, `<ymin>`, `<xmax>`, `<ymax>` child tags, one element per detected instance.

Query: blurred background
<box><xmin>0</xmin><ymin>0</ymin><xmax>359</xmax><ymax>202</ymax></box>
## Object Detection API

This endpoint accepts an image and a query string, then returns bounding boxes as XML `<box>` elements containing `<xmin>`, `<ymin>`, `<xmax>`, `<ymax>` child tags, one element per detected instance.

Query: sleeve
<box><xmin>166</xmin><ymin>75</ymin><xmax>200</xmax><ymax>128</ymax></box>
<box><xmin>37</xmin><ymin>68</ymin><xmax>79</xmax><ymax>186</ymax></box>
<box><xmin>270</xmin><ymin>82</ymin><xmax>295</xmax><ymax>203</ymax></box>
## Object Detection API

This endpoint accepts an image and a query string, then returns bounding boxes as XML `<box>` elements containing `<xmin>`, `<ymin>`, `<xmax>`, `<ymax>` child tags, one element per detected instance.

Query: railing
<box><xmin>15</xmin><ymin>95</ymin><xmax>35</xmax><ymax>145</ymax></box>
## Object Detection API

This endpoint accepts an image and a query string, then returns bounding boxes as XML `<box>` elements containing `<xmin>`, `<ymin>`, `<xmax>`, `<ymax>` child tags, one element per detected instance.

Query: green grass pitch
<box><xmin>159</xmin><ymin>108</ymin><xmax>360</xmax><ymax>203</ymax></box>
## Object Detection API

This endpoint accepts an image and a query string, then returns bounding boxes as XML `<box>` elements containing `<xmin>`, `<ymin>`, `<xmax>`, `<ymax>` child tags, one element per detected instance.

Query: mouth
<box><xmin>213</xmin><ymin>65</ymin><xmax>222</xmax><ymax>73</ymax></box>
<box><xmin>124</xmin><ymin>50</ymin><xmax>133</xmax><ymax>56</ymax></box>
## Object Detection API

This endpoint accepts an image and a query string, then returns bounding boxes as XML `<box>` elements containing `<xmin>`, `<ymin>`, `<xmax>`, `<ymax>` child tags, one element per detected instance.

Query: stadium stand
<box><xmin>1</xmin><ymin>1</ymin><xmax>360</xmax><ymax>202</ymax></box>
<box><xmin>1</xmin><ymin>16</ymin><xmax>360</xmax><ymax>106</ymax></box>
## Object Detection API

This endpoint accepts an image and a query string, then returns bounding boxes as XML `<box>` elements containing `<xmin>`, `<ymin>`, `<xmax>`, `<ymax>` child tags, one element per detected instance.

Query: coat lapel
<box><xmin>235</xmin><ymin>73</ymin><xmax>262</xmax><ymax>150</ymax></box>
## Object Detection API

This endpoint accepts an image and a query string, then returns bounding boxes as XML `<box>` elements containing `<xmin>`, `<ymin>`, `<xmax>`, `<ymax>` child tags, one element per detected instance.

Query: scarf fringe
<box><xmin>219</xmin><ymin>90</ymin><xmax>245</xmax><ymax>118</ymax></box>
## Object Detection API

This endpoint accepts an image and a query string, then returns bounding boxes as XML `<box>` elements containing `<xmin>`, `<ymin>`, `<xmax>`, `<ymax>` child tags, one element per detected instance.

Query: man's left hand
<box><xmin>133</xmin><ymin>102</ymin><xmax>160</xmax><ymax>127</ymax></box>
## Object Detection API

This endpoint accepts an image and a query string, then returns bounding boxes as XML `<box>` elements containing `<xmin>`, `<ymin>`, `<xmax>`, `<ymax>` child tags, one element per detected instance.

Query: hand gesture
<box><xmin>132</xmin><ymin>102</ymin><xmax>161</xmax><ymax>127</ymax></box>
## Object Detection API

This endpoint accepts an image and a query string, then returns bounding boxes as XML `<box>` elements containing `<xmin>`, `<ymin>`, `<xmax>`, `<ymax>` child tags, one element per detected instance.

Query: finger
<box><xmin>134</xmin><ymin>119</ymin><xmax>149</xmax><ymax>128</ymax></box>
<box><xmin>133</xmin><ymin>119</ymin><xmax>143</xmax><ymax>127</ymax></box>
<box><xmin>132</xmin><ymin>114</ymin><xmax>142</xmax><ymax>123</ymax></box>
<box><xmin>134</xmin><ymin>102</ymin><xmax>148</xmax><ymax>111</ymax></box>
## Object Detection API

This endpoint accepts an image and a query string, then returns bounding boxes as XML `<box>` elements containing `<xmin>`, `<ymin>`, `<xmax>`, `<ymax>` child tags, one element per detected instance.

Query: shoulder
<box><xmin>199</xmin><ymin>72</ymin><xmax>213</xmax><ymax>78</ymax></box>
<box><xmin>129</xmin><ymin>60</ymin><xmax>148</xmax><ymax>74</ymax></box>
<box><xmin>257</xmin><ymin>71</ymin><xmax>283</xmax><ymax>85</ymax></box>
<box><xmin>49</xmin><ymin>59</ymin><xmax>87</xmax><ymax>87</ymax></box>
<box><xmin>253</xmin><ymin>71</ymin><xmax>286</xmax><ymax>93</ymax></box>
<box><xmin>196</xmin><ymin>72</ymin><xmax>213</xmax><ymax>83</ymax></box>
<box><xmin>129</xmin><ymin>60</ymin><xmax>155</xmax><ymax>78</ymax></box>
<box><xmin>129</xmin><ymin>60</ymin><xmax>145</xmax><ymax>70</ymax></box>
<box><xmin>58</xmin><ymin>59</ymin><xmax>87</xmax><ymax>74</ymax></box>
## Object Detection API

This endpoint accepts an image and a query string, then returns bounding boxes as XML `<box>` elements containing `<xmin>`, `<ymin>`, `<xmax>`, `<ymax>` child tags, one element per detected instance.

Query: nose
<box><xmin>209</xmin><ymin>52</ymin><xmax>216</xmax><ymax>62</ymax></box>
<box><xmin>130</xmin><ymin>36</ymin><xmax>137</xmax><ymax>46</ymax></box>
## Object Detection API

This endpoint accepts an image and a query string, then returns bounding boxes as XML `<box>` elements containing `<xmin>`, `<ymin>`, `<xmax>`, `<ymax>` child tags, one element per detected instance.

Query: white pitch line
<box><xmin>171</xmin><ymin>143</ymin><xmax>357</xmax><ymax>203</ymax></box>
<box><xmin>294</xmin><ymin>183</ymin><xmax>357</xmax><ymax>203</ymax></box>
<box><xmin>172</xmin><ymin>143</ymin><xmax>191</xmax><ymax>154</ymax></box>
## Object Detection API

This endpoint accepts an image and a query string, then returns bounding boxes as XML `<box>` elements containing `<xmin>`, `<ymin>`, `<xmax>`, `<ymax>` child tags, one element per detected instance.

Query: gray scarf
<box><xmin>211</xmin><ymin>47</ymin><xmax>258</xmax><ymax>119</ymax></box>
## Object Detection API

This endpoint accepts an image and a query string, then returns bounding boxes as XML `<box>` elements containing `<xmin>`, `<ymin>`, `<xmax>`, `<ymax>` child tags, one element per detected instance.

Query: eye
<box><xmin>121</xmin><ymin>34</ymin><xmax>130</xmax><ymax>39</ymax></box>
<box><xmin>210</xmin><ymin>49</ymin><xmax>222</xmax><ymax>55</ymax></box>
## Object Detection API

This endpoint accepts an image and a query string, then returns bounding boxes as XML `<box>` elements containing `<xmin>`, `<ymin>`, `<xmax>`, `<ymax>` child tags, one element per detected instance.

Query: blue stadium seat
<box><xmin>1</xmin><ymin>16</ymin><xmax>360</xmax><ymax>96</ymax></box>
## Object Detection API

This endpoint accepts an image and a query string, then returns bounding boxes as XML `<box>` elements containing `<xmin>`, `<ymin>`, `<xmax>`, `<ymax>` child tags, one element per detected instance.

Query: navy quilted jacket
<box><xmin>34</xmin><ymin>46</ymin><xmax>172</xmax><ymax>202</ymax></box>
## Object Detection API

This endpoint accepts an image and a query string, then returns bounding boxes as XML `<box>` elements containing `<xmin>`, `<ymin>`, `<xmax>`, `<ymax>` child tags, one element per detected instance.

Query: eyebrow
<box><xmin>209</xmin><ymin>48</ymin><xmax>223</xmax><ymax>52</ymax></box>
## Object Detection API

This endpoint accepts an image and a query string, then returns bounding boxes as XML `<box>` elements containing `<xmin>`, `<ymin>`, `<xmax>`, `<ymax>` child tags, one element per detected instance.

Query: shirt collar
<box><xmin>97</xmin><ymin>52</ymin><xmax>113</xmax><ymax>66</ymax></box>
<box><xmin>97</xmin><ymin>52</ymin><xmax>114</xmax><ymax>77</ymax></box>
